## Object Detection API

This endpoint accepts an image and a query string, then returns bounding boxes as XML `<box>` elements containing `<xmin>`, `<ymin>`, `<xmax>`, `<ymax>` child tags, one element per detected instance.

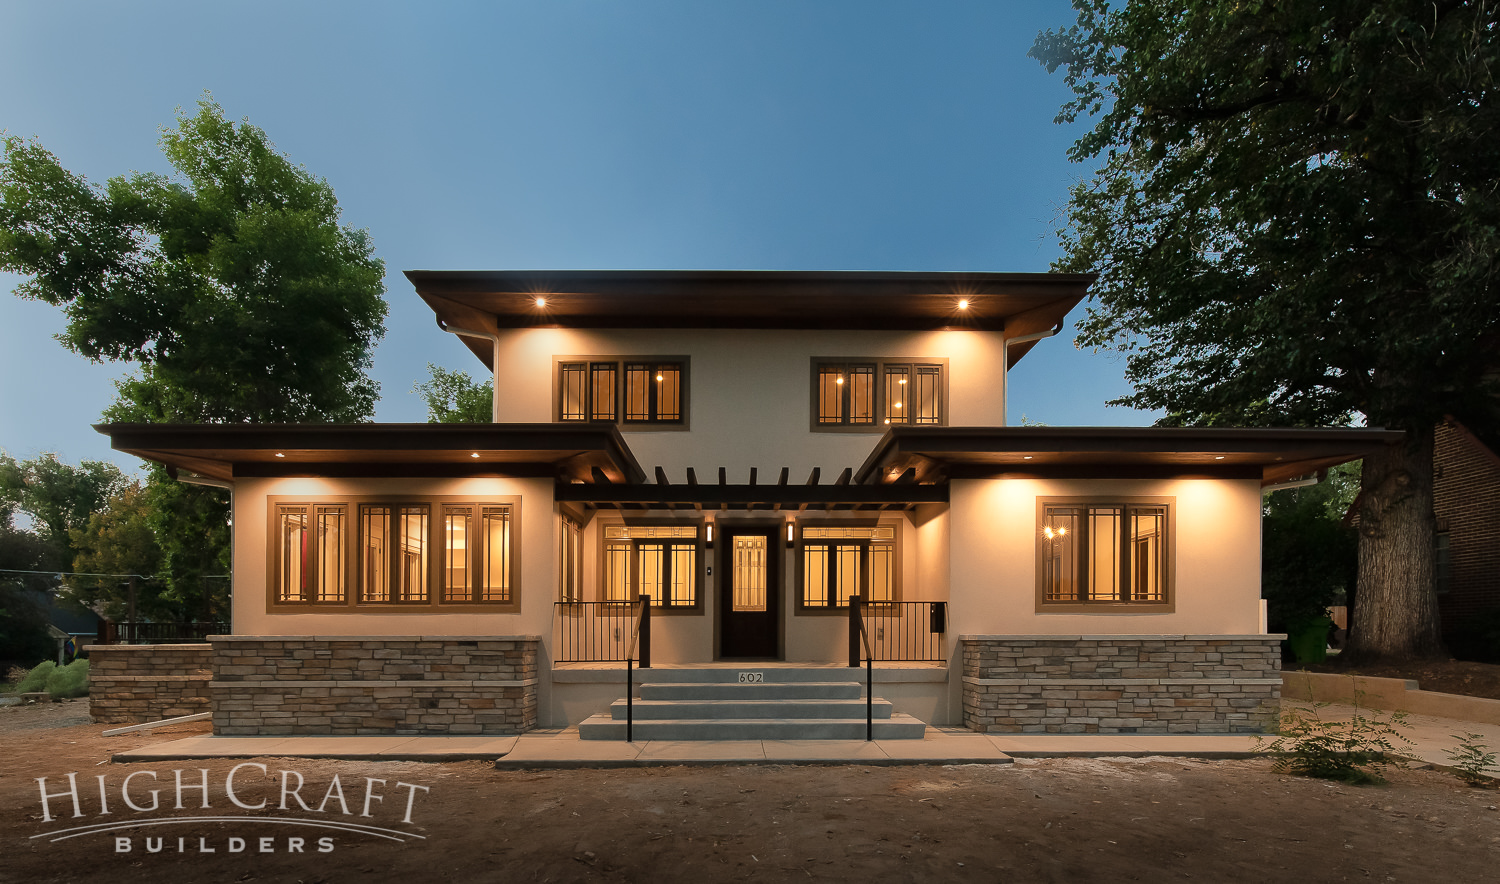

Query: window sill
<box><xmin>1036</xmin><ymin>603</ymin><xmax>1176</xmax><ymax>614</ymax></box>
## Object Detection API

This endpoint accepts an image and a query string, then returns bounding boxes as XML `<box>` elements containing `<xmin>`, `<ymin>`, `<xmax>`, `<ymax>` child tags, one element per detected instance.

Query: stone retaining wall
<box><xmin>961</xmin><ymin>635</ymin><xmax>1282</xmax><ymax>734</ymax></box>
<box><xmin>210</xmin><ymin>636</ymin><xmax>539</xmax><ymax>736</ymax></box>
<box><xmin>87</xmin><ymin>644</ymin><xmax>213</xmax><ymax>724</ymax></box>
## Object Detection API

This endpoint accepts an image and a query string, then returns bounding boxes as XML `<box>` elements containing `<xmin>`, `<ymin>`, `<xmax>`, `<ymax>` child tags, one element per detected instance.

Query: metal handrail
<box><xmin>625</xmin><ymin>595</ymin><xmax>650</xmax><ymax>742</ymax></box>
<box><xmin>849</xmin><ymin>595</ymin><xmax>875</xmax><ymax>742</ymax></box>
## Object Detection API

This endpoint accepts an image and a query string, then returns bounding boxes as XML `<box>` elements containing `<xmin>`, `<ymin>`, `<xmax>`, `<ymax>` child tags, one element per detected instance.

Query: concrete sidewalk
<box><xmin>108</xmin><ymin>700</ymin><xmax>1500</xmax><ymax>774</ymax></box>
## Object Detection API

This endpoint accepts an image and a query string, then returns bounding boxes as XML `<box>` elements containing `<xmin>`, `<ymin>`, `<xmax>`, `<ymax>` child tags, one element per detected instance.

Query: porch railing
<box><xmin>625</xmin><ymin>594</ymin><xmax>650</xmax><ymax>742</ymax></box>
<box><xmin>554</xmin><ymin>601</ymin><xmax>640</xmax><ymax>662</ymax></box>
<box><xmin>851</xmin><ymin>601</ymin><xmax>948</xmax><ymax>663</ymax></box>
<box><xmin>847</xmin><ymin>595</ymin><xmax>876</xmax><ymax>741</ymax></box>
<box><xmin>99</xmin><ymin>621</ymin><xmax>228</xmax><ymax>645</ymax></box>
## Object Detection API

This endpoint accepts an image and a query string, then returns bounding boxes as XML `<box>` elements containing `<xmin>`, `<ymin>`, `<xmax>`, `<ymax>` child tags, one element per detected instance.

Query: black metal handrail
<box><xmin>554</xmin><ymin>601</ymin><xmax>638</xmax><ymax>662</ymax></box>
<box><xmin>625</xmin><ymin>595</ymin><xmax>651</xmax><ymax>742</ymax></box>
<box><xmin>860</xmin><ymin>601</ymin><xmax>948</xmax><ymax>662</ymax></box>
<box><xmin>848</xmin><ymin>595</ymin><xmax>875</xmax><ymax>741</ymax></box>
<box><xmin>101</xmin><ymin>621</ymin><xmax>228</xmax><ymax>645</ymax></box>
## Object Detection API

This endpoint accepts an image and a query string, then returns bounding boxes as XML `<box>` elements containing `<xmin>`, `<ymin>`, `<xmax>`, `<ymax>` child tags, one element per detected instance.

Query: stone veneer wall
<box><xmin>961</xmin><ymin>635</ymin><xmax>1282</xmax><ymax>734</ymax></box>
<box><xmin>87</xmin><ymin>644</ymin><xmax>213</xmax><ymax>724</ymax></box>
<box><xmin>210</xmin><ymin>636</ymin><xmax>539</xmax><ymax>736</ymax></box>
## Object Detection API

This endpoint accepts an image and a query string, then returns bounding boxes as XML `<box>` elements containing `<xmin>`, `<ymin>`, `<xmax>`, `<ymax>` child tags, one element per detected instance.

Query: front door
<box><xmin>719</xmin><ymin>526</ymin><xmax>780</xmax><ymax>658</ymax></box>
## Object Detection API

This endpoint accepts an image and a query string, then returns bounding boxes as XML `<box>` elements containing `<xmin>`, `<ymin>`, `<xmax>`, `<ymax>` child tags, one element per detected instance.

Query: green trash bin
<box><xmin>1287</xmin><ymin>616</ymin><xmax>1334</xmax><ymax>664</ymax></box>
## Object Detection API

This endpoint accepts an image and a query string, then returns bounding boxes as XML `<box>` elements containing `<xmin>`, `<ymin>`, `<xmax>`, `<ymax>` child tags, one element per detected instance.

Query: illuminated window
<box><xmin>602</xmin><ymin>524</ymin><xmax>700</xmax><ymax>607</ymax></box>
<box><xmin>275</xmin><ymin>504</ymin><xmax>346</xmax><ymax>603</ymax></box>
<box><xmin>813</xmin><ymin>358</ymin><xmax>944</xmax><ymax>430</ymax></box>
<box><xmin>270</xmin><ymin>496</ymin><xmax>518</xmax><ymax>609</ymax></box>
<box><xmin>799</xmin><ymin>524</ymin><xmax>897</xmax><ymax>608</ymax></box>
<box><xmin>560</xmin><ymin>515</ymin><xmax>583</xmax><ymax>603</ymax></box>
<box><xmin>557</xmin><ymin>357</ymin><xmax>686</xmax><ymax>424</ymax></box>
<box><xmin>1039</xmin><ymin>501</ymin><xmax>1170</xmax><ymax>606</ymax></box>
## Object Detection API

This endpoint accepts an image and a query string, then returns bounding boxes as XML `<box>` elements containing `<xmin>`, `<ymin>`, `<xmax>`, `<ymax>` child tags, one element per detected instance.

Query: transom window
<box><xmin>558</xmin><ymin>358</ymin><xmax>686</xmax><ymax>425</ymax></box>
<box><xmin>603</xmin><ymin>524</ymin><xmax>700</xmax><ymax>608</ymax></box>
<box><xmin>813</xmin><ymin>359</ymin><xmax>944</xmax><ymax>429</ymax></box>
<box><xmin>1039</xmin><ymin>501</ymin><xmax>1170</xmax><ymax>606</ymax></box>
<box><xmin>271</xmin><ymin>496</ymin><xmax>518</xmax><ymax>609</ymax></box>
<box><xmin>800</xmin><ymin>524</ymin><xmax>896</xmax><ymax>608</ymax></box>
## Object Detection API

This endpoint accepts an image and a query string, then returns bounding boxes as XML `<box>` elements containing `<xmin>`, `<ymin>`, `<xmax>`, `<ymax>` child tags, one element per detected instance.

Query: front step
<box><xmin>578</xmin><ymin>713</ymin><xmax>929</xmax><ymax>741</ymax></box>
<box><xmin>577</xmin><ymin>666</ymin><xmax>929</xmax><ymax>741</ymax></box>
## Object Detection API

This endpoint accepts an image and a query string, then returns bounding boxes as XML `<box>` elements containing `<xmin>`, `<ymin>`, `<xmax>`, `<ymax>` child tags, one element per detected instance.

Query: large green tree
<box><xmin>1032</xmin><ymin>1</ymin><xmax>1499</xmax><ymax>662</ymax></box>
<box><xmin>1</xmin><ymin>97</ymin><xmax>388</xmax><ymax>612</ymax></box>
<box><xmin>412</xmin><ymin>363</ymin><xmax>492</xmax><ymax>423</ymax></box>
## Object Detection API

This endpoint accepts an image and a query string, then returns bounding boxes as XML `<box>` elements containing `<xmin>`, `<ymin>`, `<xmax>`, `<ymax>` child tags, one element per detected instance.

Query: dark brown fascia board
<box><xmin>94</xmin><ymin>422</ymin><xmax>647</xmax><ymax>484</ymax></box>
<box><xmin>854</xmin><ymin>426</ymin><xmax>1406</xmax><ymax>486</ymax></box>
<box><xmin>555</xmin><ymin>483</ymin><xmax>948</xmax><ymax>506</ymax></box>
<box><xmin>406</xmin><ymin>269</ymin><xmax>1092</xmax><ymax>335</ymax></box>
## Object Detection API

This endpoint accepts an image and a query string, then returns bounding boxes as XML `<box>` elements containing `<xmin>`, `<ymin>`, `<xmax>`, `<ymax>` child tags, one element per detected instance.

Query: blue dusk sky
<box><xmin>0</xmin><ymin>0</ymin><xmax>1159</xmax><ymax>473</ymax></box>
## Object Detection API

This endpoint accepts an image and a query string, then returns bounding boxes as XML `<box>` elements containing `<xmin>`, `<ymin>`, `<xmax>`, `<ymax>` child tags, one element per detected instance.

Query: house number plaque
<box><xmin>738</xmin><ymin>672</ymin><xmax>764</xmax><ymax>683</ymax></box>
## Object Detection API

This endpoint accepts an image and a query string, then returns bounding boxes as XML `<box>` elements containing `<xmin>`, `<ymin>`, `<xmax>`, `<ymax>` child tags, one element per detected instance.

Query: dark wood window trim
<box><xmin>554</xmin><ymin>355</ymin><xmax>690</xmax><ymax>430</ymax></box>
<box><xmin>595</xmin><ymin>517</ymin><xmax>705</xmax><ymax>613</ymax></box>
<box><xmin>266</xmin><ymin>494</ymin><xmax>522</xmax><ymax>614</ymax></box>
<box><xmin>1034</xmin><ymin>495</ymin><xmax>1175</xmax><ymax>613</ymax></box>
<box><xmin>793</xmin><ymin>518</ymin><xmax>902</xmax><ymax>613</ymax></box>
<box><xmin>809</xmin><ymin>357</ymin><xmax>948</xmax><ymax>433</ymax></box>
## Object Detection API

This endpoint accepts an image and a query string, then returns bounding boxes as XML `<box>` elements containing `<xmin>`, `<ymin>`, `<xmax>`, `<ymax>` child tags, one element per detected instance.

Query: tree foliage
<box><xmin>0</xmin><ymin>452</ymin><xmax>124</xmax><ymax>563</ymax></box>
<box><xmin>67</xmin><ymin>479</ymin><xmax>173</xmax><ymax>620</ymax></box>
<box><xmin>412</xmin><ymin>363</ymin><xmax>492</xmax><ymax>423</ymax></box>
<box><xmin>1</xmin><ymin>97</ymin><xmax>388</xmax><ymax>616</ymax></box>
<box><xmin>1033</xmin><ymin>1</ymin><xmax>1499</xmax><ymax>661</ymax></box>
<box><xmin>1262</xmin><ymin>464</ymin><xmax>1360</xmax><ymax>632</ymax></box>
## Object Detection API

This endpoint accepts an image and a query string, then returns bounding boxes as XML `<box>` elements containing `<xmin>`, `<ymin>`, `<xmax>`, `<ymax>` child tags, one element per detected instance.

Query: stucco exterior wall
<box><xmin>488</xmin><ymin>327</ymin><xmax>1008</xmax><ymax>478</ymax></box>
<box><xmin>947</xmin><ymin>477</ymin><xmax>1265</xmax><ymax>641</ymax></box>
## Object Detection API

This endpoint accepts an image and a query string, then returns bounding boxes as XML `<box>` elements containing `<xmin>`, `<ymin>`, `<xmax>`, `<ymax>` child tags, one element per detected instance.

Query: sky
<box><xmin>0</xmin><ymin>0</ymin><xmax>1158</xmax><ymax>474</ymax></box>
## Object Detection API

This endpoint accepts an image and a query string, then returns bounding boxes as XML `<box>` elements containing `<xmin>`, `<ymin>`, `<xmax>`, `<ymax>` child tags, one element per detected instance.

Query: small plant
<box><xmin>1259</xmin><ymin>699</ymin><xmax>1413</xmax><ymax>784</ymax></box>
<box><xmin>44</xmin><ymin>659</ymin><xmax>89</xmax><ymax>699</ymax></box>
<box><xmin>13</xmin><ymin>661</ymin><xmax>57</xmax><ymax>695</ymax></box>
<box><xmin>1445</xmin><ymin>733</ymin><xmax>1499</xmax><ymax>786</ymax></box>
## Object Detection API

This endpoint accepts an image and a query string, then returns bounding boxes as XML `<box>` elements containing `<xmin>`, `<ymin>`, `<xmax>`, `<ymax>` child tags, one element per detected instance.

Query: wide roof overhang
<box><xmin>95</xmin><ymin>423</ymin><xmax>646</xmax><ymax>485</ymax></box>
<box><xmin>405</xmin><ymin>269</ymin><xmax>1092</xmax><ymax>371</ymax></box>
<box><xmin>855</xmin><ymin>426</ymin><xmax>1406</xmax><ymax>487</ymax></box>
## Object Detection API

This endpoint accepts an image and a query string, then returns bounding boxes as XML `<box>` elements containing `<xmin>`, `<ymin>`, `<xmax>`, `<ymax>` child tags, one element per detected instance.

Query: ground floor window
<box><xmin>270</xmin><ymin>495</ymin><xmax>518</xmax><ymax>610</ymax></box>
<box><xmin>799</xmin><ymin>524</ymin><xmax>896</xmax><ymax>608</ymax></box>
<box><xmin>1039</xmin><ymin>499</ymin><xmax>1170</xmax><ymax>606</ymax></box>
<box><xmin>602</xmin><ymin>524</ymin><xmax>700</xmax><ymax>608</ymax></box>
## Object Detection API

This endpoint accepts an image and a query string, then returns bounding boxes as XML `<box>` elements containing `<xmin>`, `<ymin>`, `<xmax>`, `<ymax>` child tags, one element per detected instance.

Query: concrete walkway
<box><xmin>108</xmin><ymin>700</ymin><xmax>1500</xmax><ymax>775</ymax></box>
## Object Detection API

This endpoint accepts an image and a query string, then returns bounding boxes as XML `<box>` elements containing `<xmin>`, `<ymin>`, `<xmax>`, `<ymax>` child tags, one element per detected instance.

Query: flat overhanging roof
<box><xmin>95</xmin><ymin>423</ymin><xmax>646</xmax><ymax>484</ymax></box>
<box><xmin>855</xmin><ymin>426</ymin><xmax>1405</xmax><ymax>487</ymax></box>
<box><xmin>406</xmin><ymin>269</ymin><xmax>1092</xmax><ymax>371</ymax></box>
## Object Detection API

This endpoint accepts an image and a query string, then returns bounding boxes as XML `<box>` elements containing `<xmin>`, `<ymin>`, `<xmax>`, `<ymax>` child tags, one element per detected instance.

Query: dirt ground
<box><xmin>3</xmin><ymin>701</ymin><xmax>1499</xmax><ymax>883</ymax></box>
<box><xmin>1303</xmin><ymin>658</ymin><xmax>1500</xmax><ymax>702</ymax></box>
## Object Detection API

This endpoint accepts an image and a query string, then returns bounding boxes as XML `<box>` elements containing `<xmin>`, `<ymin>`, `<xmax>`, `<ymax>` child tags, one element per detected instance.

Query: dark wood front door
<box><xmin>719</xmin><ymin>526</ymin><xmax>779</xmax><ymax>658</ymax></box>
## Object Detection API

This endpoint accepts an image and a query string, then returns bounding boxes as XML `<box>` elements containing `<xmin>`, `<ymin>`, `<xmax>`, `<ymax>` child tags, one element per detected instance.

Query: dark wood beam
<box><xmin>777</xmin><ymin>467</ymin><xmax>789</xmax><ymax>485</ymax></box>
<box><xmin>555</xmin><ymin>483</ymin><xmax>947</xmax><ymax>506</ymax></box>
<box><xmin>686</xmin><ymin>467</ymin><xmax>698</xmax><ymax>485</ymax></box>
<box><xmin>806</xmin><ymin>467</ymin><xmax>821</xmax><ymax>485</ymax></box>
<box><xmin>654</xmin><ymin>466</ymin><xmax>670</xmax><ymax>485</ymax></box>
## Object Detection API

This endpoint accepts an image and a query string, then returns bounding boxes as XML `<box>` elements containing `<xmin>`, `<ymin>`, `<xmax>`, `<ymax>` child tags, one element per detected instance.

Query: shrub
<box><xmin>44</xmin><ymin>659</ymin><xmax>89</xmax><ymax>699</ymax></box>
<box><xmin>1259</xmin><ymin>696</ymin><xmax>1413</xmax><ymax>784</ymax></box>
<box><xmin>1445</xmin><ymin>733</ymin><xmax>1499</xmax><ymax>786</ymax></box>
<box><xmin>14</xmin><ymin>661</ymin><xmax>56</xmax><ymax>694</ymax></box>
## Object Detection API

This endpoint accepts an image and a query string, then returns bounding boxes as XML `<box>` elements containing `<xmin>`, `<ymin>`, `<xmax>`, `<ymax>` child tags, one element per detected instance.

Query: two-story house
<box><xmin>97</xmin><ymin>270</ymin><xmax>1399</xmax><ymax>739</ymax></box>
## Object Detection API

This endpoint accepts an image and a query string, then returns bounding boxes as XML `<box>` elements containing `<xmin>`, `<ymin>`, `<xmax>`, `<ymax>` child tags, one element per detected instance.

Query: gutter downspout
<box><xmin>436</xmin><ymin>317</ymin><xmax>501</xmax><ymax>422</ymax></box>
<box><xmin>173</xmin><ymin>471</ymin><xmax>234</xmax><ymax>638</ymax></box>
<box><xmin>1001</xmin><ymin>324</ymin><xmax>1063</xmax><ymax>427</ymax></box>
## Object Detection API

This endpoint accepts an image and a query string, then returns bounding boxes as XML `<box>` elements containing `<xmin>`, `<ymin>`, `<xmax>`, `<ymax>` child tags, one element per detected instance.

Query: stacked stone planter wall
<box><xmin>961</xmin><ymin>635</ymin><xmax>1282</xmax><ymax>734</ymax></box>
<box><xmin>210</xmin><ymin>636</ymin><xmax>539</xmax><ymax>736</ymax></box>
<box><xmin>87</xmin><ymin>644</ymin><xmax>213</xmax><ymax>724</ymax></box>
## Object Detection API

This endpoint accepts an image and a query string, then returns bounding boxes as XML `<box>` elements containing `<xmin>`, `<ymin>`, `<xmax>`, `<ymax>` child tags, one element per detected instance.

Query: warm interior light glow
<box><xmin>656</xmin><ymin>374</ymin><xmax>663</xmax><ymax>382</ymax></box>
<box><xmin>893</xmin><ymin>402</ymin><xmax>902</xmax><ymax>409</ymax></box>
<box><xmin>534</xmin><ymin>297</ymin><xmax>547</xmax><ymax>307</ymax></box>
<box><xmin>835</xmin><ymin>376</ymin><xmax>844</xmax><ymax>385</ymax></box>
<box><xmin>899</xmin><ymin>378</ymin><xmax>907</xmax><ymax>385</ymax></box>
<box><xmin>957</xmin><ymin>299</ymin><xmax>969</xmax><ymax>310</ymax></box>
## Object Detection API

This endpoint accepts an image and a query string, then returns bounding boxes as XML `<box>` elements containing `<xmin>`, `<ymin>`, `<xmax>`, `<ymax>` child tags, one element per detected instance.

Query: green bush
<box><xmin>13</xmin><ymin>660</ymin><xmax>56</xmax><ymax>694</ymax></box>
<box><xmin>44</xmin><ymin>659</ymin><xmax>89</xmax><ymax>699</ymax></box>
<box><xmin>1259</xmin><ymin>696</ymin><xmax>1413</xmax><ymax>784</ymax></box>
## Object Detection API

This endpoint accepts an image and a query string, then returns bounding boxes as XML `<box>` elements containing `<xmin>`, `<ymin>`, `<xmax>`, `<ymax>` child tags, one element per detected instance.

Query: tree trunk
<box><xmin>1343</xmin><ymin>426</ymin><xmax>1445</xmax><ymax>662</ymax></box>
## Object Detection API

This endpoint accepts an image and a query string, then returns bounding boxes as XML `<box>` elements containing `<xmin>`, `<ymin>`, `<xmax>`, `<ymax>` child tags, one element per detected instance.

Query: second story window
<box><xmin>558</xmin><ymin>357</ymin><xmax>687</xmax><ymax>426</ymax></box>
<box><xmin>813</xmin><ymin>358</ymin><xmax>945</xmax><ymax>430</ymax></box>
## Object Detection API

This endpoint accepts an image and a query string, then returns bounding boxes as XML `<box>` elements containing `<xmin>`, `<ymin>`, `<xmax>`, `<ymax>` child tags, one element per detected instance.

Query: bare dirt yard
<box><xmin>3</xmin><ymin>700</ymin><xmax>1499</xmax><ymax>883</ymax></box>
<box><xmin>1303</xmin><ymin>658</ymin><xmax>1500</xmax><ymax>702</ymax></box>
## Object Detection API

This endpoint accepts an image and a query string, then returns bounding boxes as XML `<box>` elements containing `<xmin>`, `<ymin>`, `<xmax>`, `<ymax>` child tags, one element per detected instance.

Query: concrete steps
<box><xmin>577</xmin><ymin>666</ymin><xmax>928</xmax><ymax>741</ymax></box>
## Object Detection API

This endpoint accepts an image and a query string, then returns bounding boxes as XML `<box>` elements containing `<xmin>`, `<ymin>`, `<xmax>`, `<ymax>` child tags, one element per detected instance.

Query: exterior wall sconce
<box><xmin>705</xmin><ymin>522</ymin><xmax>714</xmax><ymax>547</ymax></box>
<box><xmin>534</xmin><ymin>297</ymin><xmax>547</xmax><ymax>307</ymax></box>
<box><xmin>786</xmin><ymin>521</ymin><xmax>795</xmax><ymax>546</ymax></box>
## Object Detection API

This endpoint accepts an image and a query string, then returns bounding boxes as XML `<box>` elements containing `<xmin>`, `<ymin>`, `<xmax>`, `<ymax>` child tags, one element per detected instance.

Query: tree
<box><xmin>1262</xmin><ymin>464</ymin><xmax>1360</xmax><ymax>636</ymax></box>
<box><xmin>412</xmin><ymin>363</ymin><xmax>492</xmax><ymax>423</ymax></box>
<box><xmin>67</xmin><ymin>480</ymin><xmax>171</xmax><ymax>621</ymax></box>
<box><xmin>1</xmin><ymin>97</ymin><xmax>388</xmax><ymax>612</ymax></box>
<box><xmin>1032</xmin><ymin>1</ymin><xmax>1500</xmax><ymax>662</ymax></box>
<box><xmin>0</xmin><ymin>452</ymin><xmax>124</xmax><ymax>564</ymax></box>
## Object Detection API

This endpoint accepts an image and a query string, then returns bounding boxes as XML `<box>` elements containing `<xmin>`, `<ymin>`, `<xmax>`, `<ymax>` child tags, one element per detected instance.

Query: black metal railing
<box><xmin>101</xmin><ymin>621</ymin><xmax>228</xmax><ymax>644</ymax></box>
<box><xmin>554</xmin><ymin>601</ymin><xmax>639</xmax><ymax>662</ymax></box>
<box><xmin>625</xmin><ymin>595</ymin><xmax>651</xmax><ymax>743</ymax></box>
<box><xmin>854</xmin><ymin>601</ymin><xmax>948</xmax><ymax>662</ymax></box>
<box><xmin>847</xmin><ymin>595</ymin><xmax>875</xmax><ymax>741</ymax></box>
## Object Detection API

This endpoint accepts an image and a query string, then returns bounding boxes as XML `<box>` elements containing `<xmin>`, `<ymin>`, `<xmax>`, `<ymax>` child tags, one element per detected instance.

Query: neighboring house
<box><xmin>1434</xmin><ymin>417</ymin><xmax>1500</xmax><ymax>640</ymax></box>
<box><xmin>96</xmin><ymin>271</ymin><xmax>1396</xmax><ymax>737</ymax></box>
